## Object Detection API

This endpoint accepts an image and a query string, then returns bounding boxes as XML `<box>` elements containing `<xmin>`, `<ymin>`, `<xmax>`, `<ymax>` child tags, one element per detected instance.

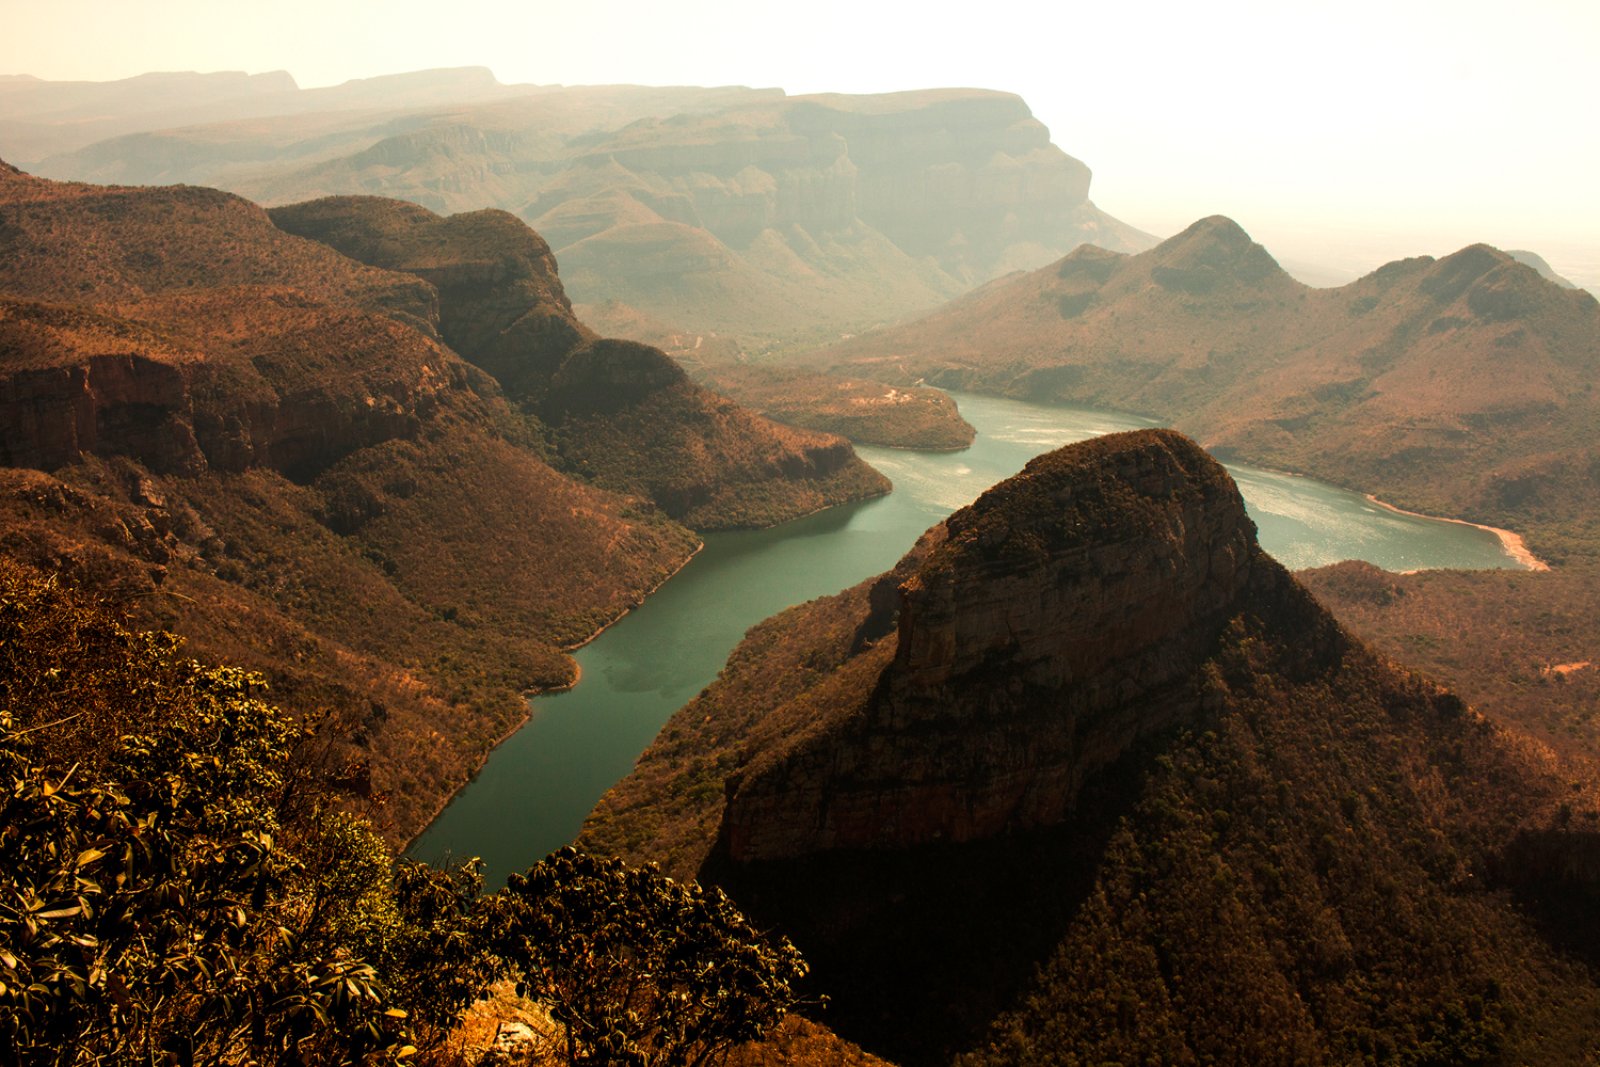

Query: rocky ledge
<box><xmin>720</xmin><ymin>429</ymin><xmax>1264</xmax><ymax>861</ymax></box>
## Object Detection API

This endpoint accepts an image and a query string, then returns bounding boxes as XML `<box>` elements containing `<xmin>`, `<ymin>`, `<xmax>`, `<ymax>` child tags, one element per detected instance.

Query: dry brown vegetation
<box><xmin>698</xmin><ymin>365</ymin><xmax>976</xmax><ymax>451</ymax></box>
<box><xmin>0</xmin><ymin>161</ymin><xmax>883</xmax><ymax>839</ymax></box>
<box><xmin>452</xmin><ymin>988</ymin><xmax>892</xmax><ymax>1067</ymax></box>
<box><xmin>1303</xmin><ymin>561</ymin><xmax>1600</xmax><ymax>764</ymax></box>
<box><xmin>585</xmin><ymin>432</ymin><xmax>1600</xmax><ymax>1066</ymax></box>
<box><xmin>814</xmin><ymin>216</ymin><xmax>1600</xmax><ymax>564</ymax></box>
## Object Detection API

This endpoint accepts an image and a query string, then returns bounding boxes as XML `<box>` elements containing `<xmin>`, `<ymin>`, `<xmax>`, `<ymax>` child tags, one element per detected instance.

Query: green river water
<box><xmin>409</xmin><ymin>394</ymin><xmax>1521</xmax><ymax>883</ymax></box>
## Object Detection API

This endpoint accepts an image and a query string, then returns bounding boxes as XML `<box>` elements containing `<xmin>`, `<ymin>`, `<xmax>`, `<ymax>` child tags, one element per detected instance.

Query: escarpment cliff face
<box><xmin>25</xmin><ymin>79</ymin><xmax>1152</xmax><ymax>345</ymax></box>
<box><xmin>0</xmin><ymin>163</ymin><xmax>464</xmax><ymax>482</ymax></box>
<box><xmin>0</xmin><ymin>302</ymin><xmax>201</xmax><ymax>473</ymax></box>
<box><xmin>538</xmin><ymin>89</ymin><xmax>1146</xmax><ymax>341</ymax></box>
<box><xmin>267</xmin><ymin>197</ymin><xmax>584</xmax><ymax>398</ymax></box>
<box><xmin>0</xmin><ymin>291</ymin><xmax>486</xmax><ymax>482</ymax></box>
<box><xmin>545</xmin><ymin>90</ymin><xmax>1106</xmax><ymax>287</ymax></box>
<box><xmin>723</xmin><ymin>430</ymin><xmax>1260</xmax><ymax>862</ymax></box>
<box><xmin>787</xmin><ymin>92</ymin><xmax>1094</xmax><ymax>275</ymax></box>
<box><xmin>586</xmin><ymin>429</ymin><xmax>1600</xmax><ymax>1066</ymax></box>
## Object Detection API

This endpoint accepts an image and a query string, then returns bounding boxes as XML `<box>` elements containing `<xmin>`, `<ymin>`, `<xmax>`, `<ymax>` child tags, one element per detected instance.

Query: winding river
<box><xmin>408</xmin><ymin>394</ymin><xmax>1523</xmax><ymax>884</ymax></box>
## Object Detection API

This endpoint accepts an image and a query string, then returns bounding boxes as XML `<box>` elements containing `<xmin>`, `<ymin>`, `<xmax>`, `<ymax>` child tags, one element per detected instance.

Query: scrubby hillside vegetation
<box><xmin>585</xmin><ymin>431</ymin><xmax>1600</xmax><ymax>1066</ymax></box>
<box><xmin>0</xmin><ymin>160</ymin><xmax>883</xmax><ymax>837</ymax></box>
<box><xmin>0</xmin><ymin>559</ymin><xmax>811</xmax><ymax>1066</ymax></box>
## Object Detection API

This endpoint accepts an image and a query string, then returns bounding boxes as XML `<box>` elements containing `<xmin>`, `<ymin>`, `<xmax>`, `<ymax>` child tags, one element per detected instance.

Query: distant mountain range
<box><xmin>0</xmin><ymin>66</ymin><xmax>519</xmax><ymax>162</ymax></box>
<box><xmin>812</xmin><ymin>216</ymin><xmax>1600</xmax><ymax>564</ymax></box>
<box><xmin>4</xmin><ymin>70</ymin><xmax>1154</xmax><ymax>347</ymax></box>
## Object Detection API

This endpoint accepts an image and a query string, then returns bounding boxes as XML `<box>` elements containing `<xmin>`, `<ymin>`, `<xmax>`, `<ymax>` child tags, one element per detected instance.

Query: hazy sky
<box><xmin>4</xmin><ymin>0</ymin><xmax>1597</xmax><ymax>283</ymax></box>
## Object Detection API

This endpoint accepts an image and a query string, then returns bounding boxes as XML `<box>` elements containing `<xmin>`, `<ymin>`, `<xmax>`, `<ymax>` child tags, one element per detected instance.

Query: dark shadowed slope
<box><xmin>585</xmin><ymin>430</ymin><xmax>1600</xmax><ymax>1065</ymax></box>
<box><xmin>269</xmin><ymin>195</ymin><xmax>889</xmax><ymax>528</ymax></box>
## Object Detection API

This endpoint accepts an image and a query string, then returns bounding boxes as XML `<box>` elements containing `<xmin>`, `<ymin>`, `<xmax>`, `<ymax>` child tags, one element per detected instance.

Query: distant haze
<box><xmin>4</xmin><ymin>0</ymin><xmax>1596</xmax><ymax>289</ymax></box>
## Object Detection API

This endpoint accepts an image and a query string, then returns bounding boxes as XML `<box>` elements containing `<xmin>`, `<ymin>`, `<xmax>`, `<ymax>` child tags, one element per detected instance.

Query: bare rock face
<box><xmin>0</xmin><ymin>294</ymin><xmax>479</xmax><ymax>481</ymax></box>
<box><xmin>545</xmin><ymin>90</ymin><xmax>1107</xmax><ymax>301</ymax></box>
<box><xmin>722</xmin><ymin>429</ymin><xmax>1260</xmax><ymax>861</ymax></box>
<box><xmin>0</xmin><ymin>349</ymin><xmax>199</xmax><ymax>473</ymax></box>
<box><xmin>791</xmin><ymin>93</ymin><xmax>1093</xmax><ymax>276</ymax></box>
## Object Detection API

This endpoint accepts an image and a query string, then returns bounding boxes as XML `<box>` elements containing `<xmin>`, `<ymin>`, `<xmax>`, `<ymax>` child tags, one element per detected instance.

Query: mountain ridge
<box><xmin>583</xmin><ymin>429</ymin><xmax>1600</xmax><ymax>1065</ymax></box>
<box><xmin>813</xmin><ymin>215</ymin><xmax>1600</xmax><ymax>562</ymax></box>
<box><xmin>0</xmin><ymin>160</ymin><xmax>884</xmax><ymax>837</ymax></box>
<box><xmin>16</xmin><ymin>77</ymin><xmax>1155</xmax><ymax>347</ymax></box>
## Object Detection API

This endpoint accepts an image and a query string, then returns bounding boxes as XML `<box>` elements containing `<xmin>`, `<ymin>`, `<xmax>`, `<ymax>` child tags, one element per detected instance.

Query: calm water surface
<box><xmin>408</xmin><ymin>393</ymin><xmax>1520</xmax><ymax>883</ymax></box>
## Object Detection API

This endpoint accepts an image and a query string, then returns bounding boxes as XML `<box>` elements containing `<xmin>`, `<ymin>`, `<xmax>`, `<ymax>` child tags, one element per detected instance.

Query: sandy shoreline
<box><xmin>1362</xmin><ymin>493</ymin><xmax>1550</xmax><ymax>571</ymax></box>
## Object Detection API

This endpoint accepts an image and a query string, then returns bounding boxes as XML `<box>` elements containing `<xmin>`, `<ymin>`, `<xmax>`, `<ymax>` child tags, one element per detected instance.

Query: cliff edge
<box><xmin>722</xmin><ymin>430</ymin><xmax>1262</xmax><ymax>860</ymax></box>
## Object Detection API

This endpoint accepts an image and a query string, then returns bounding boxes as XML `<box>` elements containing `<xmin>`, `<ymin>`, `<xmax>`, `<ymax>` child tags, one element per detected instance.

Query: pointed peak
<box><xmin>1438</xmin><ymin>242</ymin><xmax>1514</xmax><ymax>271</ymax></box>
<box><xmin>1145</xmin><ymin>216</ymin><xmax>1288</xmax><ymax>292</ymax></box>
<box><xmin>1168</xmin><ymin>214</ymin><xmax>1254</xmax><ymax>247</ymax></box>
<box><xmin>1056</xmin><ymin>243</ymin><xmax>1124</xmax><ymax>285</ymax></box>
<box><xmin>1418</xmin><ymin>243</ymin><xmax>1519</xmax><ymax>304</ymax></box>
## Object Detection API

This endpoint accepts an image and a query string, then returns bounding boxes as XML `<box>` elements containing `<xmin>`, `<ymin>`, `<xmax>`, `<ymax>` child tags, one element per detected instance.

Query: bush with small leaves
<box><xmin>0</xmin><ymin>565</ymin><xmax>416</xmax><ymax>1066</ymax></box>
<box><xmin>491</xmin><ymin>848</ymin><xmax>807</xmax><ymax>1067</ymax></box>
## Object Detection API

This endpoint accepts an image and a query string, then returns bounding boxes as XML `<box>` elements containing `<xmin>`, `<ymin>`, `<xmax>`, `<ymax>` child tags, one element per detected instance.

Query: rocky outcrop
<box><xmin>720</xmin><ymin>430</ymin><xmax>1262</xmax><ymax>862</ymax></box>
<box><xmin>0</xmin><ymin>347</ymin><xmax>199</xmax><ymax>473</ymax></box>
<box><xmin>268</xmin><ymin>198</ymin><xmax>589</xmax><ymax>398</ymax></box>
<box><xmin>0</xmin><ymin>293</ymin><xmax>479</xmax><ymax>482</ymax></box>
<box><xmin>270</xmin><ymin>194</ymin><xmax>892</xmax><ymax>528</ymax></box>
